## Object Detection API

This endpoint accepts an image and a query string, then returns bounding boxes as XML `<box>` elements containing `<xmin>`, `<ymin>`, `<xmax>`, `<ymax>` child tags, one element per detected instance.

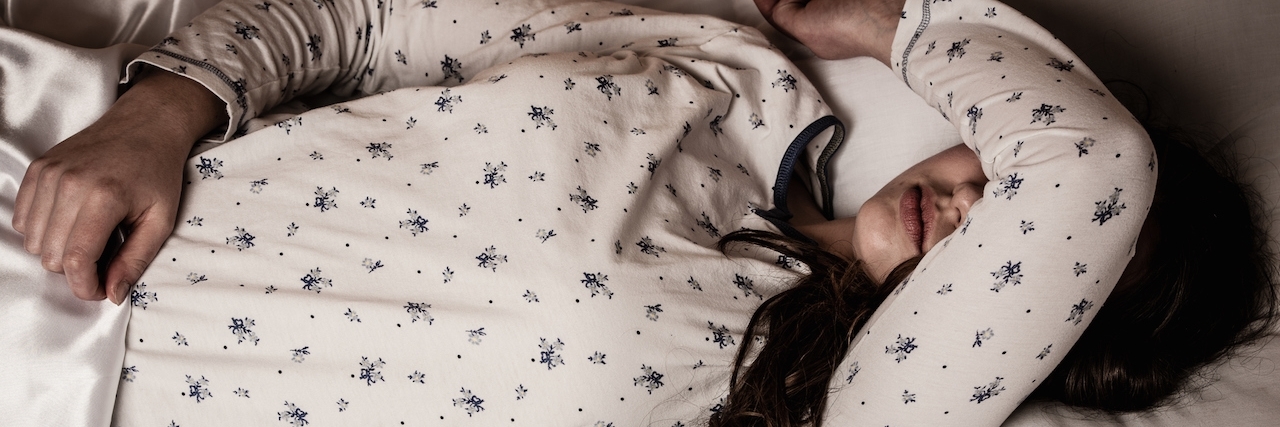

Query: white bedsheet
<box><xmin>0</xmin><ymin>29</ymin><xmax>146</xmax><ymax>426</ymax></box>
<box><xmin>2</xmin><ymin>0</ymin><xmax>1278</xmax><ymax>426</ymax></box>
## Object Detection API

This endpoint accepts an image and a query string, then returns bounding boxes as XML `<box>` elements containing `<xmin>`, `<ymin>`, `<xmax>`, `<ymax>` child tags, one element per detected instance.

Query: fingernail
<box><xmin>113</xmin><ymin>282</ymin><xmax>132</xmax><ymax>306</ymax></box>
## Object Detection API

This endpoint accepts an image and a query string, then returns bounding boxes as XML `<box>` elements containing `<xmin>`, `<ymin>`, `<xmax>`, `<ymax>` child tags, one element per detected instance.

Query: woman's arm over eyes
<box><xmin>824</xmin><ymin>0</ymin><xmax>1155</xmax><ymax>424</ymax></box>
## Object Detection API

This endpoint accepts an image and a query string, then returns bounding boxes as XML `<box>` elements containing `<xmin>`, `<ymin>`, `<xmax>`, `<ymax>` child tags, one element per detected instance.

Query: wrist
<box><xmin>116</xmin><ymin>67</ymin><xmax>227</xmax><ymax>147</ymax></box>
<box><xmin>850</xmin><ymin>0</ymin><xmax>905</xmax><ymax>66</ymax></box>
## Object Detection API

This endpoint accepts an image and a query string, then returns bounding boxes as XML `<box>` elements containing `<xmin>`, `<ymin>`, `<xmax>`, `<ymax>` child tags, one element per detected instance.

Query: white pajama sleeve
<box><xmin>822</xmin><ymin>0</ymin><xmax>1157</xmax><ymax>425</ymax></box>
<box><xmin>123</xmin><ymin>0</ymin><xmax>668</xmax><ymax>142</ymax></box>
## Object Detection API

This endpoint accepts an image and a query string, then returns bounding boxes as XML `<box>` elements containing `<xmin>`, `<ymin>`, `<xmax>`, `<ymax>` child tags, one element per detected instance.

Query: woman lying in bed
<box><xmin>13</xmin><ymin>0</ymin><xmax>1274</xmax><ymax>425</ymax></box>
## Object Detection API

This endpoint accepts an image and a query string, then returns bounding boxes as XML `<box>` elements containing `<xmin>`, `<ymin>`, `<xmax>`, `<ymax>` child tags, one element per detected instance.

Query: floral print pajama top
<box><xmin>113</xmin><ymin>0</ymin><xmax>1155</xmax><ymax>426</ymax></box>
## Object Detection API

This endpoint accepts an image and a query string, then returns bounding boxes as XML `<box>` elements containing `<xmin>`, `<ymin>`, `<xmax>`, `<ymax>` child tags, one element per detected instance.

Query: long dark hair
<box><xmin>709</xmin><ymin>131</ymin><xmax>1278</xmax><ymax>425</ymax></box>
<box><xmin>710</xmin><ymin>230</ymin><xmax>919</xmax><ymax>427</ymax></box>
<box><xmin>1031</xmin><ymin>128</ymin><xmax>1278</xmax><ymax>410</ymax></box>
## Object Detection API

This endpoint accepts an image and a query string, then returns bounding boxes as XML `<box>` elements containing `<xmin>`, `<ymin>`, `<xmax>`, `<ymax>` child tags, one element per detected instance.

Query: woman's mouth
<box><xmin>920</xmin><ymin>185</ymin><xmax>936</xmax><ymax>253</ymax></box>
<box><xmin>900</xmin><ymin>186</ymin><xmax>924</xmax><ymax>252</ymax></box>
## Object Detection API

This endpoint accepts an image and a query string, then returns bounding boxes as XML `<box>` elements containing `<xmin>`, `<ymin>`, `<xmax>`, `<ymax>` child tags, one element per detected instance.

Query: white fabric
<box><xmin>115</xmin><ymin>1</ymin><xmax>837</xmax><ymax>425</ymax></box>
<box><xmin>110</xmin><ymin>0</ymin><xmax>1151</xmax><ymax>425</ymax></box>
<box><xmin>1</xmin><ymin>0</ymin><xmax>1278</xmax><ymax>426</ymax></box>
<box><xmin>823</xmin><ymin>0</ymin><xmax>1155</xmax><ymax>424</ymax></box>
<box><xmin>0</xmin><ymin>30</ymin><xmax>144</xmax><ymax>427</ymax></box>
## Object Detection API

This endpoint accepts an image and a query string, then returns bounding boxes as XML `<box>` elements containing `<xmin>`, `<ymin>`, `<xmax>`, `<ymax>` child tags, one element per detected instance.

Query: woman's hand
<box><xmin>753</xmin><ymin>0</ymin><xmax>906</xmax><ymax>65</ymax></box>
<box><xmin>11</xmin><ymin>68</ymin><xmax>225</xmax><ymax>305</ymax></box>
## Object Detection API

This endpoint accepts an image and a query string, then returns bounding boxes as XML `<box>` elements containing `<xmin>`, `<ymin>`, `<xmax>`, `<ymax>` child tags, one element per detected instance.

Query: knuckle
<box><xmin>53</xmin><ymin>170</ymin><xmax>130</xmax><ymax>202</ymax></box>
<box><xmin>62</xmin><ymin>250</ymin><xmax>94</xmax><ymax>273</ymax></box>
<box><xmin>115</xmin><ymin>258</ymin><xmax>150</xmax><ymax>284</ymax></box>
<box><xmin>69</xmin><ymin>283</ymin><xmax>98</xmax><ymax>300</ymax></box>
<box><xmin>23</xmin><ymin>238</ymin><xmax>42</xmax><ymax>255</ymax></box>
<box><xmin>122</xmin><ymin>257</ymin><xmax>149</xmax><ymax>277</ymax></box>
<box><xmin>36</xmin><ymin>161</ymin><xmax>65</xmax><ymax>181</ymax></box>
<box><xmin>92</xmin><ymin>180</ymin><xmax>128</xmax><ymax>201</ymax></box>
<box><xmin>26</xmin><ymin>157</ymin><xmax>51</xmax><ymax>173</ymax></box>
<box><xmin>41</xmin><ymin>253</ymin><xmax>64</xmax><ymax>273</ymax></box>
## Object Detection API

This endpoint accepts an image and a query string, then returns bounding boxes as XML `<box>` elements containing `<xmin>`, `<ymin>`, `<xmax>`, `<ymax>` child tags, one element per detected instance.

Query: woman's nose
<box><xmin>948</xmin><ymin>182</ymin><xmax>982</xmax><ymax>225</ymax></box>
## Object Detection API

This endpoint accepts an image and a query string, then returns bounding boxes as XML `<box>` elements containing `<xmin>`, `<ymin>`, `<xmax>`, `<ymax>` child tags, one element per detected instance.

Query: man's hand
<box><xmin>11</xmin><ymin>69</ymin><xmax>225</xmax><ymax>305</ymax></box>
<box><xmin>753</xmin><ymin>0</ymin><xmax>906</xmax><ymax>66</ymax></box>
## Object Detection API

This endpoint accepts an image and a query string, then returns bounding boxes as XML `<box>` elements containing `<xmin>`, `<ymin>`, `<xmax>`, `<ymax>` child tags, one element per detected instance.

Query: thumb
<box><xmin>756</xmin><ymin>0</ymin><xmax>808</xmax><ymax>39</ymax></box>
<box><xmin>106</xmin><ymin>213</ymin><xmax>173</xmax><ymax>305</ymax></box>
<box><xmin>752</xmin><ymin>0</ymin><xmax>782</xmax><ymax>17</ymax></box>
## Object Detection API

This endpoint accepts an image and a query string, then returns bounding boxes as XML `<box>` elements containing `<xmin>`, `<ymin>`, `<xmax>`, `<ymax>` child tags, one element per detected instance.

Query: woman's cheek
<box><xmin>853</xmin><ymin>206</ymin><xmax>903</xmax><ymax>283</ymax></box>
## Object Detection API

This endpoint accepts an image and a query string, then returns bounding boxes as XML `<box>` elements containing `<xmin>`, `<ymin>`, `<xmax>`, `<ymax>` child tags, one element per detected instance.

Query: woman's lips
<box><xmin>920</xmin><ymin>185</ymin><xmax>936</xmax><ymax>253</ymax></box>
<box><xmin>900</xmin><ymin>186</ymin><xmax>924</xmax><ymax>253</ymax></box>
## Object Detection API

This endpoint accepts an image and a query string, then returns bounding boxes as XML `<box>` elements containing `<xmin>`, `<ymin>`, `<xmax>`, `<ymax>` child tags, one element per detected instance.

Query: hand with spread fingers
<box><xmin>12</xmin><ymin>69</ymin><xmax>225</xmax><ymax>305</ymax></box>
<box><xmin>753</xmin><ymin>0</ymin><xmax>907</xmax><ymax>65</ymax></box>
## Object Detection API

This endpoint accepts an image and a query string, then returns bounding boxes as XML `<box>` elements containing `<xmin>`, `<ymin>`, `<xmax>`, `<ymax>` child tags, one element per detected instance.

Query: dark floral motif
<box><xmin>196</xmin><ymin>157</ymin><xmax>224</xmax><ymax>180</ymax></box>
<box><xmin>971</xmin><ymin>377</ymin><xmax>1006</xmax><ymax>403</ymax></box>
<box><xmin>1047</xmin><ymin>57</ymin><xmax>1075</xmax><ymax>71</ymax></box>
<box><xmin>570</xmin><ymin>186</ymin><xmax>598</xmax><ymax>212</ymax></box>
<box><xmin>885</xmin><ymin>334</ymin><xmax>918</xmax><ymax>363</ymax></box>
<box><xmin>475</xmin><ymin>246</ymin><xmax>507</xmax><ymax>271</ymax></box>
<box><xmin>992</xmin><ymin>173</ymin><xmax>1023</xmax><ymax>200</ymax></box>
<box><xmin>1031</xmin><ymin>103</ymin><xmax>1066</xmax><ymax>126</ymax></box>
<box><xmin>357</xmin><ymin>356</ymin><xmax>385</xmax><ymax>385</ymax></box>
<box><xmin>989</xmin><ymin>260</ymin><xmax>1023</xmax><ymax>292</ymax></box>
<box><xmin>947</xmin><ymin>38</ymin><xmax>970</xmax><ymax>62</ymax></box>
<box><xmin>966</xmin><ymin>105</ymin><xmax>983</xmax><ymax>135</ymax></box>
<box><xmin>708</xmin><ymin>322</ymin><xmax>734</xmax><ymax>348</ymax></box>
<box><xmin>481</xmin><ymin>161</ymin><xmax>508</xmax><ymax>188</ymax></box>
<box><xmin>771</xmin><ymin>69</ymin><xmax>797</xmax><ymax>92</ymax></box>
<box><xmin>1092</xmin><ymin>188</ymin><xmax>1126</xmax><ymax>225</ymax></box>
<box><xmin>185</xmin><ymin>375</ymin><xmax>212</xmax><ymax>402</ymax></box>
<box><xmin>1075</xmin><ymin>137</ymin><xmax>1096</xmax><ymax>157</ymax></box>
<box><xmin>636</xmin><ymin>236</ymin><xmax>666</xmax><ymax>257</ymax></box>
<box><xmin>404</xmin><ymin>301</ymin><xmax>433</xmax><ymax>324</ymax></box>
<box><xmin>537</xmin><ymin>338</ymin><xmax>566</xmax><ymax>369</ymax></box>
<box><xmin>1066</xmin><ymin>298</ymin><xmax>1096</xmax><ymax>325</ymax></box>
<box><xmin>441</xmin><ymin>55</ymin><xmax>464</xmax><ymax>82</ymax></box>
<box><xmin>697</xmin><ymin>212</ymin><xmax>720</xmax><ymax>238</ymax></box>
<box><xmin>528</xmin><ymin>105</ymin><xmax>557</xmax><ymax>130</ymax></box>
<box><xmin>581</xmin><ymin>272</ymin><xmax>613</xmax><ymax>298</ymax></box>
<box><xmin>733</xmin><ymin>274</ymin><xmax>759</xmax><ymax>299</ymax></box>
<box><xmin>366</xmin><ymin>142</ymin><xmax>393</xmax><ymax>160</ymax></box>
<box><xmin>510</xmin><ymin>23</ymin><xmax>535</xmax><ymax>48</ymax></box>
<box><xmin>313</xmin><ymin>187</ymin><xmax>339</xmax><ymax>212</ymax></box>
<box><xmin>399</xmin><ymin>209</ymin><xmax>428</xmax><ymax>236</ymax></box>
<box><xmin>435</xmin><ymin>88</ymin><xmax>462</xmax><ymax>113</ymax></box>
<box><xmin>300</xmin><ymin>267</ymin><xmax>332</xmax><ymax>293</ymax></box>
<box><xmin>844</xmin><ymin>361</ymin><xmax>860</xmax><ymax>384</ymax></box>
<box><xmin>234</xmin><ymin>21</ymin><xmax>260</xmax><ymax>40</ymax></box>
<box><xmin>453</xmin><ymin>388</ymin><xmax>485</xmax><ymax>416</ymax></box>
<box><xmin>226</xmin><ymin>227</ymin><xmax>256</xmax><ymax>251</ymax></box>
<box><xmin>633</xmin><ymin>365</ymin><xmax>665</xmax><ymax>394</ymax></box>
<box><xmin>130</xmin><ymin>283</ymin><xmax>158</xmax><ymax>309</ymax></box>
<box><xmin>228</xmin><ymin>317</ymin><xmax>259</xmax><ymax>345</ymax></box>
<box><xmin>972</xmin><ymin>328</ymin><xmax>994</xmax><ymax>347</ymax></box>
<box><xmin>595</xmin><ymin>75</ymin><xmax>621</xmax><ymax>100</ymax></box>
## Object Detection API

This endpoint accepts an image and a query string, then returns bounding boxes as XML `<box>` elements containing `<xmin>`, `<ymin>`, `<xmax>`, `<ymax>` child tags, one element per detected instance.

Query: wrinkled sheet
<box><xmin>0</xmin><ymin>30</ymin><xmax>143</xmax><ymax>427</ymax></box>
